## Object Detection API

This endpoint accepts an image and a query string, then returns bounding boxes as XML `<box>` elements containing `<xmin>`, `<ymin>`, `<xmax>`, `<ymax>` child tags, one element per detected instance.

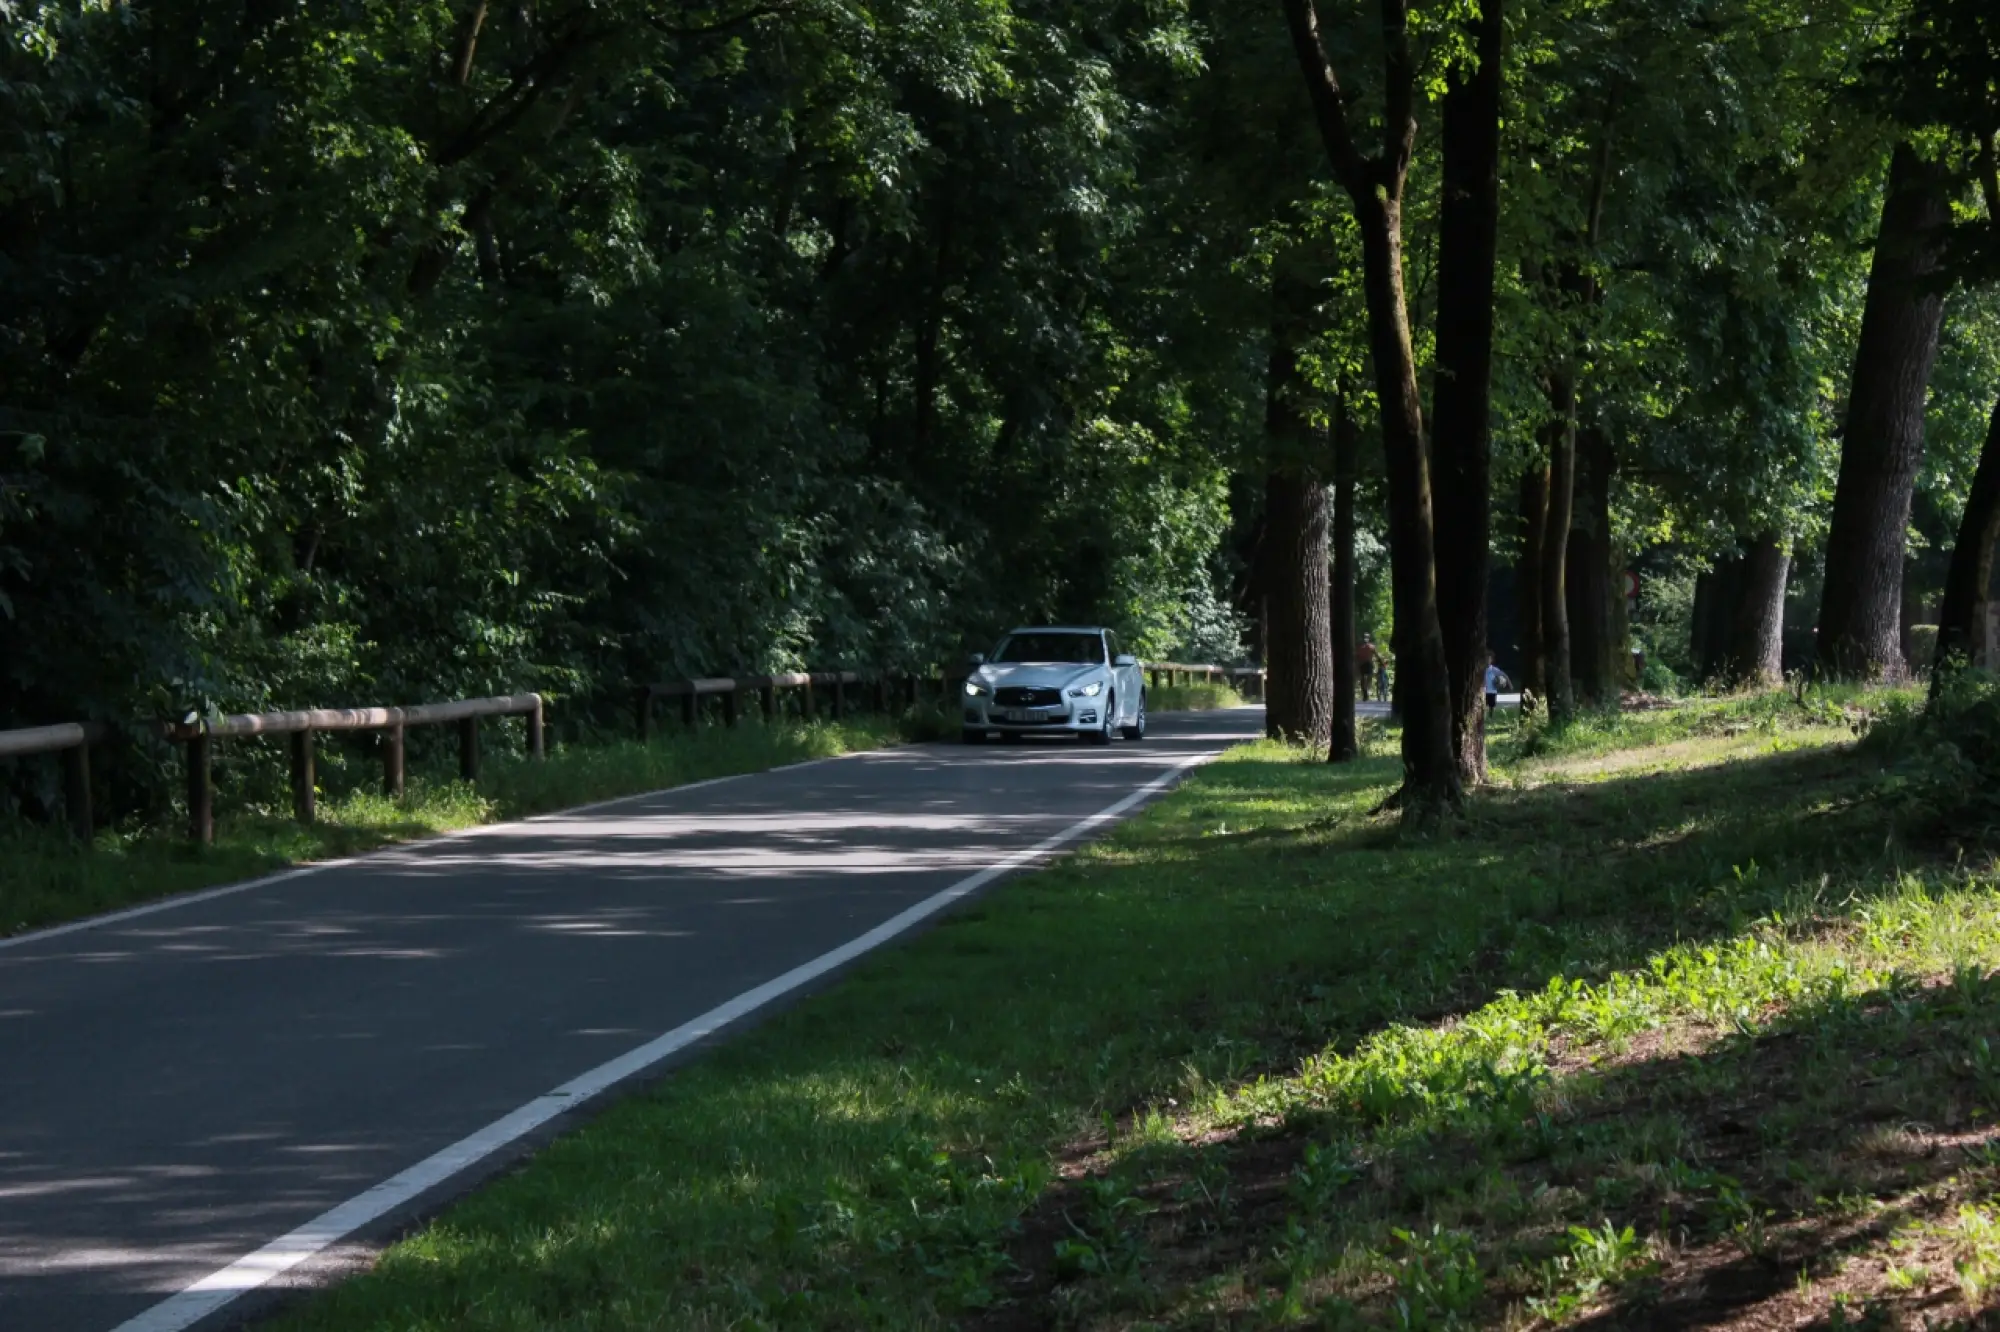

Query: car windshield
<box><xmin>993</xmin><ymin>633</ymin><xmax>1104</xmax><ymax>665</ymax></box>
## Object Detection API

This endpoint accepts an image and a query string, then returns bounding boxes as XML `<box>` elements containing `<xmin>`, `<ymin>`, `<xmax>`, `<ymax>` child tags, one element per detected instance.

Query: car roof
<box><xmin>1003</xmin><ymin>625</ymin><xmax>1106</xmax><ymax>635</ymax></box>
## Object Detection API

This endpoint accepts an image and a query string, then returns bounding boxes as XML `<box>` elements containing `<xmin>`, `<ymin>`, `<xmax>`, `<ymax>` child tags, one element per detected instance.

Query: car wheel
<box><xmin>1086</xmin><ymin>694</ymin><xmax>1115</xmax><ymax>745</ymax></box>
<box><xmin>961</xmin><ymin>728</ymin><xmax>987</xmax><ymax>744</ymax></box>
<box><xmin>1121</xmin><ymin>693</ymin><xmax>1146</xmax><ymax>741</ymax></box>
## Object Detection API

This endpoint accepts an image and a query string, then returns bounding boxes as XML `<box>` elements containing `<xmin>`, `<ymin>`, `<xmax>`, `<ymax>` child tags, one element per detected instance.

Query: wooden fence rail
<box><xmin>0</xmin><ymin>723</ymin><xmax>105</xmax><ymax>840</ymax></box>
<box><xmin>1146</xmin><ymin>663</ymin><xmax>1266</xmax><ymax>698</ymax></box>
<box><xmin>1</xmin><ymin>658</ymin><xmax>1262</xmax><ymax>847</ymax></box>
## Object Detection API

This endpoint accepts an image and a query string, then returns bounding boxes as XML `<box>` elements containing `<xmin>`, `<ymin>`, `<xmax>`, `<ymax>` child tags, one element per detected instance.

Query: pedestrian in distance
<box><xmin>1356</xmin><ymin>635</ymin><xmax>1378</xmax><ymax>701</ymax></box>
<box><xmin>1484</xmin><ymin>661</ymin><xmax>1502</xmax><ymax>714</ymax></box>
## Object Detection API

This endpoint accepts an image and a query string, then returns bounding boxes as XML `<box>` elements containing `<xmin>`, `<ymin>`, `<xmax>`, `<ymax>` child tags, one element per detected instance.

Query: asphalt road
<box><xmin>0</xmin><ymin>709</ymin><xmax>1260</xmax><ymax>1332</ymax></box>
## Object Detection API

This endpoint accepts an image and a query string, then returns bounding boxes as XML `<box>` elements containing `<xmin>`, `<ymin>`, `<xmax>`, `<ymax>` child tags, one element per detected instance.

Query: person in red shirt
<box><xmin>1356</xmin><ymin>636</ymin><xmax>1378</xmax><ymax>701</ymax></box>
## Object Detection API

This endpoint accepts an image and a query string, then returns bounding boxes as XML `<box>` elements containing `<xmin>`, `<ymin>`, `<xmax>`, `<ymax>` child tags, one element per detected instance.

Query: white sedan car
<box><xmin>960</xmin><ymin>626</ymin><xmax>1146</xmax><ymax>745</ymax></box>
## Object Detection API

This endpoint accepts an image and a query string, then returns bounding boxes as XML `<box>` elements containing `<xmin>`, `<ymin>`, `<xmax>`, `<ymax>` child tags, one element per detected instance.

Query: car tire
<box><xmin>961</xmin><ymin>728</ymin><xmax>987</xmax><ymax>744</ymax></box>
<box><xmin>1121</xmin><ymin>693</ymin><xmax>1146</xmax><ymax>741</ymax></box>
<box><xmin>1086</xmin><ymin>694</ymin><xmax>1115</xmax><ymax>745</ymax></box>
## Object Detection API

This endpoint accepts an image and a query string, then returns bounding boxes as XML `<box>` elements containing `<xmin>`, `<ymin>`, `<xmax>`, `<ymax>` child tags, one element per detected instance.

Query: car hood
<box><xmin>973</xmin><ymin>662</ymin><xmax>1103</xmax><ymax>691</ymax></box>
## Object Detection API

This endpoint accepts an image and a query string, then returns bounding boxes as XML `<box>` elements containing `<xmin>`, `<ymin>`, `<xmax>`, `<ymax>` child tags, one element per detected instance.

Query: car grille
<box><xmin>994</xmin><ymin>686</ymin><xmax>1063</xmax><ymax>708</ymax></box>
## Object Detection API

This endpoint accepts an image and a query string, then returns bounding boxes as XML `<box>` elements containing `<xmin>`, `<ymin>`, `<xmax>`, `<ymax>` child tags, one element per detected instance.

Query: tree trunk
<box><xmin>1355</xmin><ymin>192</ymin><xmax>1458</xmax><ymax>803</ymax></box>
<box><xmin>1541</xmin><ymin>373</ymin><xmax>1577</xmax><ymax>721</ymax></box>
<box><xmin>1430</xmin><ymin>0</ymin><xmax>1504</xmax><ymax>787</ymax></box>
<box><xmin>1816</xmin><ymin>142</ymin><xmax>1953</xmax><ymax>679</ymax></box>
<box><xmin>1516</xmin><ymin>463</ymin><xmax>1548</xmax><ymax>699</ymax></box>
<box><xmin>1936</xmin><ymin>397</ymin><xmax>2000</xmax><ymax>688</ymax></box>
<box><xmin>1329</xmin><ymin>394</ymin><xmax>1360</xmax><ymax>762</ymax></box>
<box><xmin>1567</xmin><ymin>422</ymin><xmax>1615</xmax><ymax>705</ymax></box>
<box><xmin>1724</xmin><ymin>536</ymin><xmax>1789</xmax><ymax>688</ymax></box>
<box><xmin>1284</xmin><ymin>0</ymin><xmax>1462</xmax><ymax>813</ymax></box>
<box><xmin>1263</xmin><ymin>342</ymin><xmax>1334</xmax><ymax>747</ymax></box>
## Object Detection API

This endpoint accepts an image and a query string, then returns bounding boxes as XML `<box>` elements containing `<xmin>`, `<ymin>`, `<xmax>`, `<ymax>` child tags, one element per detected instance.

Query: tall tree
<box><xmin>1935</xmin><ymin>398</ymin><xmax>2000</xmax><ymax>681</ymax></box>
<box><xmin>1329</xmin><ymin>391</ymin><xmax>1361</xmax><ymax>761</ymax></box>
<box><xmin>1281</xmin><ymin>0</ymin><xmax>1461</xmax><ymax>811</ymax></box>
<box><xmin>1263</xmin><ymin>299</ymin><xmax>1335</xmax><ymax>745</ymax></box>
<box><xmin>1816</xmin><ymin>143</ymin><xmax>1954</xmax><ymax>677</ymax></box>
<box><xmin>1431</xmin><ymin>0</ymin><xmax>1506</xmax><ymax>785</ymax></box>
<box><xmin>1725</xmin><ymin>537</ymin><xmax>1791</xmax><ymax>686</ymax></box>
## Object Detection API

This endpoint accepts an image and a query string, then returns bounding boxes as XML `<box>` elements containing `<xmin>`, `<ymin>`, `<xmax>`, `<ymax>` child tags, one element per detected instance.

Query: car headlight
<box><xmin>1067</xmin><ymin>679</ymin><xmax>1103</xmax><ymax>698</ymax></box>
<box><xmin>964</xmin><ymin>680</ymin><xmax>990</xmax><ymax>697</ymax></box>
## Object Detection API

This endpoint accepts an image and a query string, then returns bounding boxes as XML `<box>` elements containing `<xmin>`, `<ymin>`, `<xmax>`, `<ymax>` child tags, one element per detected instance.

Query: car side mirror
<box><xmin>968</xmin><ymin>652</ymin><xmax>986</xmax><ymax>666</ymax></box>
<box><xmin>1113</xmin><ymin>653</ymin><xmax>1137</xmax><ymax>667</ymax></box>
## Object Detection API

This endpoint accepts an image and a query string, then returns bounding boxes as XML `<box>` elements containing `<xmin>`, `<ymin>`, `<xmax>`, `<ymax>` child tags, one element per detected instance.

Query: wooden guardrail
<box><xmin>160</xmin><ymin>694</ymin><xmax>545</xmax><ymax>844</ymax></box>
<box><xmin>1147</xmin><ymin>663</ymin><xmax>1266</xmax><ymax>698</ymax></box>
<box><xmin>1</xmin><ymin>656</ymin><xmax>1262</xmax><ymax>846</ymax></box>
<box><xmin>0</xmin><ymin>723</ymin><xmax>106</xmax><ymax>840</ymax></box>
<box><xmin>637</xmin><ymin>672</ymin><xmax>867</xmax><ymax>738</ymax></box>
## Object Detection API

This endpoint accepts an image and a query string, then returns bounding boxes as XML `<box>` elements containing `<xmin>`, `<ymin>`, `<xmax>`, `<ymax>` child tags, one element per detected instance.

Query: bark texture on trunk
<box><xmin>1725</xmin><ymin>537</ymin><xmax>1790</xmax><ymax>687</ymax></box>
<box><xmin>1430</xmin><ymin>0</ymin><xmax>1504</xmax><ymax>787</ymax></box>
<box><xmin>1935</xmin><ymin>397</ymin><xmax>2000</xmax><ymax>687</ymax></box>
<box><xmin>1329</xmin><ymin>395</ymin><xmax>1360</xmax><ymax>762</ymax></box>
<box><xmin>1817</xmin><ymin>142</ymin><xmax>1953</xmax><ymax>679</ymax></box>
<box><xmin>1262</xmin><ymin>344</ymin><xmax>1334</xmax><ymax>747</ymax></box>
<box><xmin>1516</xmin><ymin>463</ymin><xmax>1548</xmax><ymax>699</ymax></box>
<box><xmin>1567</xmin><ymin>422</ymin><xmax>1615</xmax><ymax>705</ymax></box>
<box><xmin>1540</xmin><ymin>374</ymin><xmax>1577</xmax><ymax>721</ymax></box>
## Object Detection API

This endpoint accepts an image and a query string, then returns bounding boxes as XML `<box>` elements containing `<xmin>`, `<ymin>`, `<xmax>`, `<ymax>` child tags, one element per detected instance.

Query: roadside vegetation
<box><xmin>261</xmin><ymin>681</ymin><xmax>2000</xmax><ymax>1331</ymax></box>
<box><xmin>1147</xmin><ymin>681</ymin><xmax>1250</xmax><ymax>713</ymax></box>
<box><xmin>0</xmin><ymin>714</ymin><xmax>906</xmax><ymax>938</ymax></box>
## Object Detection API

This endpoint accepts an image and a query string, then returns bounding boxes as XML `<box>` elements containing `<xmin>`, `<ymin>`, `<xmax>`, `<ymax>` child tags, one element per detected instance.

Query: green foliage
<box><xmin>0</xmin><ymin>0</ymin><xmax>1255</xmax><ymax>796</ymax></box>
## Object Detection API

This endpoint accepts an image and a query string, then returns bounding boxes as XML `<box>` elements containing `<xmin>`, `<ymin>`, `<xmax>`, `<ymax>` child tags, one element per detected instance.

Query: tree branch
<box><xmin>434</xmin><ymin>19</ymin><xmax>600</xmax><ymax>167</ymax></box>
<box><xmin>1380</xmin><ymin>0</ymin><xmax>1419</xmax><ymax>191</ymax></box>
<box><xmin>453</xmin><ymin>0</ymin><xmax>491</xmax><ymax>87</ymax></box>
<box><xmin>1280</xmin><ymin>0</ymin><xmax>1370</xmax><ymax>190</ymax></box>
<box><xmin>1981</xmin><ymin>130</ymin><xmax>2000</xmax><ymax>224</ymax></box>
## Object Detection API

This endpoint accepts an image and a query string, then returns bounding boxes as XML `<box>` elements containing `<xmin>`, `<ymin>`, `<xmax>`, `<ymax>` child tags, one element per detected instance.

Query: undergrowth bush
<box><xmin>1858</xmin><ymin>670</ymin><xmax>2000</xmax><ymax>837</ymax></box>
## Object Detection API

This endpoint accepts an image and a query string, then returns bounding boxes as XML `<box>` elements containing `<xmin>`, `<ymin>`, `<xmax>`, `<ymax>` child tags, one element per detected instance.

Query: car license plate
<box><xmin>1005</xmin><ymin>709</ymin><xmax>1040</xmax><ymax>723</ymax></box>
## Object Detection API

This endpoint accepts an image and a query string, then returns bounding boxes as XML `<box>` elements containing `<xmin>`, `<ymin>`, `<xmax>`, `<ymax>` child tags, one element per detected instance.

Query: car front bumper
<box><xmin>963</xmin><ymin>700</ymin><xmax>1101</xmax><ymax>733</ymax></box>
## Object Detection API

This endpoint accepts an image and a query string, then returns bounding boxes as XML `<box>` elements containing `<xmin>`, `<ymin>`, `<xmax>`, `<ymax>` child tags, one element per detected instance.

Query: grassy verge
<box><xmin>263</xmin><ymin>685</ymin><xmax>2000</xmax><ymax>1331</ymax></box>
<box><xmin>0</xmin><ymin>715</ymin><xmax>905</xmax><ymax>938</ymax></box>
<box><xmin>1150</xmin><ymin>681</ymin><xmax>1249</xmax><ymax>712</ymax></box>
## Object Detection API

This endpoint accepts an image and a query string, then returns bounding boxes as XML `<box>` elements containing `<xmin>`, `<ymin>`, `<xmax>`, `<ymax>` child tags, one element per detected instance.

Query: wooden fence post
<box><xmin>187</xmin><ymin>731</ymin><xmax>213</xmax><ymax>845</ymax></box>
<box><xmin>459</xmin><ymin>717</ymin><xmax>479</xmax><ymax>782</ymax></box>
<box><xmin>63</xmin><ymin>742</ymin><xmax>92</xmax><ymax>842</ymax></box>
<box><xmin>384</xmin><ymin>723</ymin><xmax>406</xmax><ymax>798</ymax></box>
<box><xmin>530</xmin><ymin>695</ymin><xmax>546</xmax><ymax>759</ymax></box>
<box><xmin>760</xmin><ymin>683</ymin><xmax>776</xmax><ymax>720</ymax></box>
<box><xmin>291</xmin><ymin>729</ymin><xmax>316</xmax><ymax>824</ymax></box>
<box><xmin>803</xmin><ymin>680</ymin><xmax>816</xmax><ymax>719</ymax></box>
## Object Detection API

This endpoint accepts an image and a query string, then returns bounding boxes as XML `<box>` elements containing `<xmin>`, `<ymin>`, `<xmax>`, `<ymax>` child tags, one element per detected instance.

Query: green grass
<box><xmin>1149</xmin><ymin>680</ymin><xmax>1249</xmax><ymax>712</ymax></box>
<box><xmin>258</xmin><ymin>687</ymin><xmax>2000</xmax><ymax>1330</ymax></box>
<box><xmin>0</xmin><ymin>715</ymin><xmax>906</xmax><ymax>938</ymax></box>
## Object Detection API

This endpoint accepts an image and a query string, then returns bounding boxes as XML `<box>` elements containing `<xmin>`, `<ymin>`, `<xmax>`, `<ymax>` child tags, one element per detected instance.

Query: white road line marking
<box><xmin>108</xmin><ymin>747</ymin><xmax>1219</xmax><ymax>1332</ymax></box>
